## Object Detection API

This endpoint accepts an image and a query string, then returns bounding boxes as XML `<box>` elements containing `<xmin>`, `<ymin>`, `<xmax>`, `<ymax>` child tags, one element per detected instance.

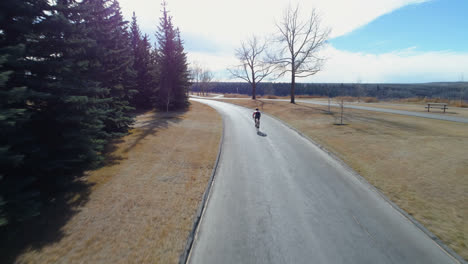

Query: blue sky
<box><xmin>330</xmin><ymin>0</ymin><xmax>468</xmax><ymax>54</ymax></box>
<box><xmin>119</xmin><ymin>0</ymin><xmax>468</xmax><ymax>83</ymax></box>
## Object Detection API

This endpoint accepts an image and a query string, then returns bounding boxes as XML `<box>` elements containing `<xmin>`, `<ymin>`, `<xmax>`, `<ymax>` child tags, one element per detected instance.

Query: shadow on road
<box><xmin>257</xmin><ymin>130</ymin><xmax>267</xmax><ymax>137</ymax></box>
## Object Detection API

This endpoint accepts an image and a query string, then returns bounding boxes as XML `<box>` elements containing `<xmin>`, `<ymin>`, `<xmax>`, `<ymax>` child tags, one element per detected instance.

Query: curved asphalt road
<box><xmin>204</xmin><ymin>96</ymin><xmax>468</xmax><ymax>123</ymax></box>
<box><xmin>188</xmin><ymin>99</ymin><xmax>459</xmax><ymax>264</ymax></box>
<box><xmin>295</xmin><ymin>99</ymin><xmax>468</xmax><ymax>124</ymax></box>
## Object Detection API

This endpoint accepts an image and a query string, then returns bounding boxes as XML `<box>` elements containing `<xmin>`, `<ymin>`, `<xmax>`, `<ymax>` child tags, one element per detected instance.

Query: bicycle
<box><xmin>252</xmin><ymin>108</ymin><xmax>261</xmax><ymax>129</ymax></box>
<box><xmin>254</xmin><ymin>118</ymin><xmax>260</xmax><ymax>129</ymax></box>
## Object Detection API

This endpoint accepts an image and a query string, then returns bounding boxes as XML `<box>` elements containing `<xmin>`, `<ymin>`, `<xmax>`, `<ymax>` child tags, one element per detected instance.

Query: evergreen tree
<box><xmin>80</xmin><ymin>0</ymin><xmax>136</xmax><ymax>137</ymax></box>
<box><xmin>130</xmin><ymin>12</ymin><xmax>142</xmax><ymax>56</ymax></box>
<box><xmin>149</xmin><ymin>43</ymin><xmax>161</xmax><ymax>104</ymax></box>
<box><xmin>0</xmin><ymin>0</ymin><xmax>44</xmax><ymax>225</ymax></box>
<box><xmin>155</xmin><ymin>2</ymin><xmax>189</xmax><ymax>111</ymax></box>
<box><xmin>0</xmin><ymin>0</ymin><xmax>109</xmax><ymax>225</ymax></box>
<box><xmin>173</xmin><ymin>29</ymin><xmax>190</xmax><ymax>104</ymax></box>
<box><xmin>130</xmin><ymin>13</ymin><xmax>154</xmax><ymax>109</ymax></box>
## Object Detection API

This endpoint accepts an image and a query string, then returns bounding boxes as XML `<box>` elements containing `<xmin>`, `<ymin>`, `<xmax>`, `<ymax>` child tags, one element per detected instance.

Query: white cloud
<box><xmin>187</xmin><ymin>51</ymin><xmax>237</xmax><ymax>72</ymax></box>
<box><xmin>117</xmin><ymin>0</ymin><xmax>468</xmax><ymax>83</ymax></box>
<box><xmin>186</xmin><ymin>46</ymin><xmax>468</xmax><ymax>83</ymax></box>
<box><xmin>118</xmin><ymin>0</ymin><xmax>431</xmax><ymax>45</ymax></box>
<box><xmin>313</xmin><ymin>0</ymin><xmax>430</xmax><ymax>37</ymax></box>
<box><xmin>310</xmin><ymin>46</ymin><xmax>468</xmax><ymax>83</ymax></box>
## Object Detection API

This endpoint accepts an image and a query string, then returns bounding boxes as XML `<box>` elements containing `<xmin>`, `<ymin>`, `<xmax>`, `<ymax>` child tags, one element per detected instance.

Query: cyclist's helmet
<box><xmin>255</xmin><ymin>108</ymin><xmax>259</xmax><ymax>111</ymax></box>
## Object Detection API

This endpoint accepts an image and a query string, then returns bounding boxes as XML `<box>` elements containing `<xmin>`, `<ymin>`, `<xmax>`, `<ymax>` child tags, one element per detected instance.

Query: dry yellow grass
<box><xmin>261</xmin><ymin>95</ymin><xmax>279</xmax><ymax>99</ymax></box>
<box><xmin>219</xmin><ymin>98</ymin><xmax>468</xmax><ymax>260</ymax></box>
<box><xmin>296</xmin><ymin>97</ymin><xmax>468</xmax><ymax>118</ymax></box>
<box><xmin>14</xmin><ymin>102</ymin><xmax>222</xmax><ymax>264</ymax></box>
<box><xmin>352</xmin><ymin>101</ymin><xmax>468</xmax><ymax>118</ymax></box>
<box><xmin>296</xmin><ymin>95</ymin><xmax>326</xmax><ymax>99</ymax></box>
<box><xmin>222</xmin><ymin>93</ymin><xmax>250</xmax><ymax>98</ymax></box>
<box><xmin>397</xmin><ymin>97</ymin><xmax>468</xmax><ymax>108</ymax></box>
<box><xmin>190</xmin><ymin>93</ymin><xmax>221</xmax><ymax>98</ymax></box>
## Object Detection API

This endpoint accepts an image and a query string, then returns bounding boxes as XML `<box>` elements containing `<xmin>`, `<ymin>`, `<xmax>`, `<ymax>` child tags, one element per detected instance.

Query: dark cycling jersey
<box><xmin>253</xmin><ymin>111</ymin><xmax>261</xmax><ymax>119</ymax></box>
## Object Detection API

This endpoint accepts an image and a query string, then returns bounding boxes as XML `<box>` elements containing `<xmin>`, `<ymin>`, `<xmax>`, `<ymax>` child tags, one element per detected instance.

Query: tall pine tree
<box><xmin>0</xmin><ymin>0</ymin><xmax>109</xmax><ymax>225</ymax></box>
<box><xmin>0</xmin><ymin>0</ymin><xmax>45</xmax><ymax>225</ymax></box>
<box><xmin>130</xmin><ymin>13</ymin><xmax>155</xmax><ymax>109</ymax></box>
<box><xmin>174</xmin><ymin>29</ymin><xmax>190</xmax><ymax>104</ymax></box>
<box><xmin>80</xmin><ymin>0</ymin><xmax>136</xmax><ymax>137</ymax></box>
<box><xmin>155</xmin><ymin>2</ymin><xmax>189</xmax><ymax>111</ymax></box>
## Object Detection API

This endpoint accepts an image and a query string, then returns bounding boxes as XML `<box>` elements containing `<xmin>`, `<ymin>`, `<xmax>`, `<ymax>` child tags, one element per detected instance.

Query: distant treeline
<box><xmin>192</xmin><ymin>82</ymin><xmax>468</xmax><ymax>100</ymax></box>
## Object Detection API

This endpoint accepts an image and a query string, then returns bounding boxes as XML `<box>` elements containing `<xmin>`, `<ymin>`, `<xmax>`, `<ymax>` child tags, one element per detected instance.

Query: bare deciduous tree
<box><xmin>190</xmin><ymin>62</ymin><xmax>202</xmax><ymax>95</ymax></box>
<box><xmin>460</xmin><ymin>73</ymin><xmax>465</xmax><ymax>106</ymax></box>
<box><xmin>228</xmin><ymin>36</ymin><xmax>274</xmax><ymax>99</ymax></box>
<box><xmin>336</xmin><ymin>97</ymin><xmax>345</xmax><ymax>125</ymax></box>
<box><xmin>355</xmin><ymin>78</ymin><xmax>363</xmax><ymax>102</ymax></box>
<box><xmin>324</xmin><ymin>84</ymin><xmax>332</xmax><ymax>113</ymax></box>
<box><xmin>200</xmin><ymin>68</ymin><xmax>214</xmax><ymax>96</ymax></box>
<box><xmin>190</xmin><ymin>62</ymin><xmax>213</xmax><ymax>96</ymax></box>
<box><xmin>339</xmin><ymin>98</ymin><xmax>345</xmax><ymax>125</ymax></box>
<box><xmin>272</xmin><ymin>4</ymin><xmax>330</xmax><ymax>103</ymax></box>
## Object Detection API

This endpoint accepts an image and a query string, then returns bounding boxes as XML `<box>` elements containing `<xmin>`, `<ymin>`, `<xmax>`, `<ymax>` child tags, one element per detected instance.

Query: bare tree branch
<box><xmin>228</xmin><ymin>35</ymin><xmax>276</xmax><ymax>99</ymax></box>
<box><xmin>271</xmin><ymin>3</ymin><xmax>330</xmax><ymax>103</ymax></box>
<box><xmin>190</xmin><ymin>62</ymin><xmax>214</xmax><ymax>96</ymax></box>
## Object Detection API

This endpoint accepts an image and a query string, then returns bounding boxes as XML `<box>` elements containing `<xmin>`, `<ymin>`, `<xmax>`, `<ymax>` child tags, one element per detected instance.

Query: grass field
<box><xmin>218</xmin><ymin>98</ymin><xmax>468</xmax><ymax>260</ymax></box>
<box><xmin>300</xmin><ymin>97</ymin><xmax>468</xmax><ymax>118</ymax></box>
<box><xmin>11</xmin><ymin>101</ymin><xmax>222</xmax><ymax>264</ymax></box>
<box><xmin>354</xmin><ymin>101</ymin><xmax>468</xmax><ymax>118</ymax></box>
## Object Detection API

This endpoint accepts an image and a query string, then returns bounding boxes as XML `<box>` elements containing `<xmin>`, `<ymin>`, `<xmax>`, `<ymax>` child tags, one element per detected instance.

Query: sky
<box><xmin>118</xmin><ymin>0</ymin><xmax>468</xmax><ymax>83</ymax></box>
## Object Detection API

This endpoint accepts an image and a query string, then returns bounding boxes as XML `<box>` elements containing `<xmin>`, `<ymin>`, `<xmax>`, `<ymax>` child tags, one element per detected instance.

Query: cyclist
<box><xmin>252</xmin><ymin>108</ymin><xmax>261</xmax><ymax>128</ymax></box>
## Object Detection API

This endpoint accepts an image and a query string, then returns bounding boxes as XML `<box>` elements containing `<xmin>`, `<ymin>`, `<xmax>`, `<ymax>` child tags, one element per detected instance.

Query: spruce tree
<box><xmin>149</xmin><ymin>44</ymin><xmax>161</xmax><ymax>104</ymax></box>
<box><xmin>130</xmin><ymin>12</ymin><xmax>142</xmax><ymax>56</ymax></box>
<box><xmin>0</xmin><ymin>0</ymin><xmax>108</xmax><ymax>225</ymax></box>
<box><xmin>155</xmin><ymin>2</ymin><xmax>189</xmax><ymax>111</ymax></box>
<box><xmin>80</xmin><ymin>0</ymin><xmax>136</xmax><ymax>137</ymax></box>
<box><xmin>0</xmin><ymin>0</ymin><xmax>45</xmax><ymax>224</ymax></box>
<box><xmin>173</xmin><ymin>29</ymin><xmax>190</xmax><ymax>106</ymax></box>
<box><xmin>130</xmin><ymin>13</ymin><xmax>154</xmax><ymax>109</ymax></box>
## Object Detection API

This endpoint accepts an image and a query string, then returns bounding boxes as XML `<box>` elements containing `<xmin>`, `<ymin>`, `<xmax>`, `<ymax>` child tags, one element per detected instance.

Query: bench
<box><xmin>425</xmin><ymin>103</ymin><xmax>448</xmax><ymax>113</ymax></box>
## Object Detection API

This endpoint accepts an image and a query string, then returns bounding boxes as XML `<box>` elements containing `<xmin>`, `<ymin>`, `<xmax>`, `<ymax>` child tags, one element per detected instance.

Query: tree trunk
<box><xmin>166</xmin><ymin>90</ymin><xmax>170</xmax><ymax>112</ymax></box>
<box><xmin>251</xmin><ymin>66</ymin><xmax>256</xmax><ymax>99</ymax></box>
<box><xmin>291</xmin><ymin>69</ymin><xmax>296</xmax><ymax>104</ymax></box>
<box><xmin>340</xmin><ymin>99</ymin><xmax>344</xmax><ymax>125</ymax></box>
<box><xmin>252</xmin><ymin>81</ymin><xmax>256</xmax><ymax>99</ymax></box>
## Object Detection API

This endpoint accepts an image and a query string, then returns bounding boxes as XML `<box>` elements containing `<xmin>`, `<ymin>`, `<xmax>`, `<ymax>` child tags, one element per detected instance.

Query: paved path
<box><xmin>201</xmin><ymin>96</ymin><xmax>468</xmax><ymax>123</ymax></box>
<box><xmin>295</xmin><ymin>99</ymin><xmax>468</xmax><ymax>124</ymax></box>
<box><xmin>188</xmin><ymin>99</ymin><xmax>458</xmax><ymax>264</ymax></box>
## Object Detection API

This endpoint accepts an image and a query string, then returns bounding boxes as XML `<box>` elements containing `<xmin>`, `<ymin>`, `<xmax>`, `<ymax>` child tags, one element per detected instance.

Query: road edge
<box><xmin>179</xmin><ymin>102</ymin><xmax>225</xmax><ymax>264</ymax></box>
<box><xmin>263</xmin><ymin>111</ymin><xmax>466</xmax><ymax>264</ymax></box>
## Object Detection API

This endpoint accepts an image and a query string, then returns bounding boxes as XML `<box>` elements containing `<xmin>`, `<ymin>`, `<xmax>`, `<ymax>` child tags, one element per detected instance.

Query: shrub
<box><xmin>363</xmin><ymin>97</ymin><xmax>379</xmax><ymax>103</ymax></box>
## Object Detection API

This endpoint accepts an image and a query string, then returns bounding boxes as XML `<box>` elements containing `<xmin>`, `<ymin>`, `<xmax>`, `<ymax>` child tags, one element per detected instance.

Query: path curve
<box><xmin>296</xmin><ymin>99</ymin><xmax>468</xmax><ymax>124</ymax></box>
<box><xmin>187</xmin><ymin>99</ymin><xmax>459</xmax><ymax>264</ymax></box>
<box><xmin>211</xmin><ymin>96</ymin><xmax>468</xmax><ymax>123</ymax></box>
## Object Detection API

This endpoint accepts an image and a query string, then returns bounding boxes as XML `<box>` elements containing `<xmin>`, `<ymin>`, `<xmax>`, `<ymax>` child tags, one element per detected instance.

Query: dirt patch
<box><xmin>218</xmin><ymin>98</ymin><xmax>468</xmax><ymax>260</ymax></box>
<box><xmin>13</xmin><ymin>102</ymin><xmax>222</xmax><ymax>264</ymax></box>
